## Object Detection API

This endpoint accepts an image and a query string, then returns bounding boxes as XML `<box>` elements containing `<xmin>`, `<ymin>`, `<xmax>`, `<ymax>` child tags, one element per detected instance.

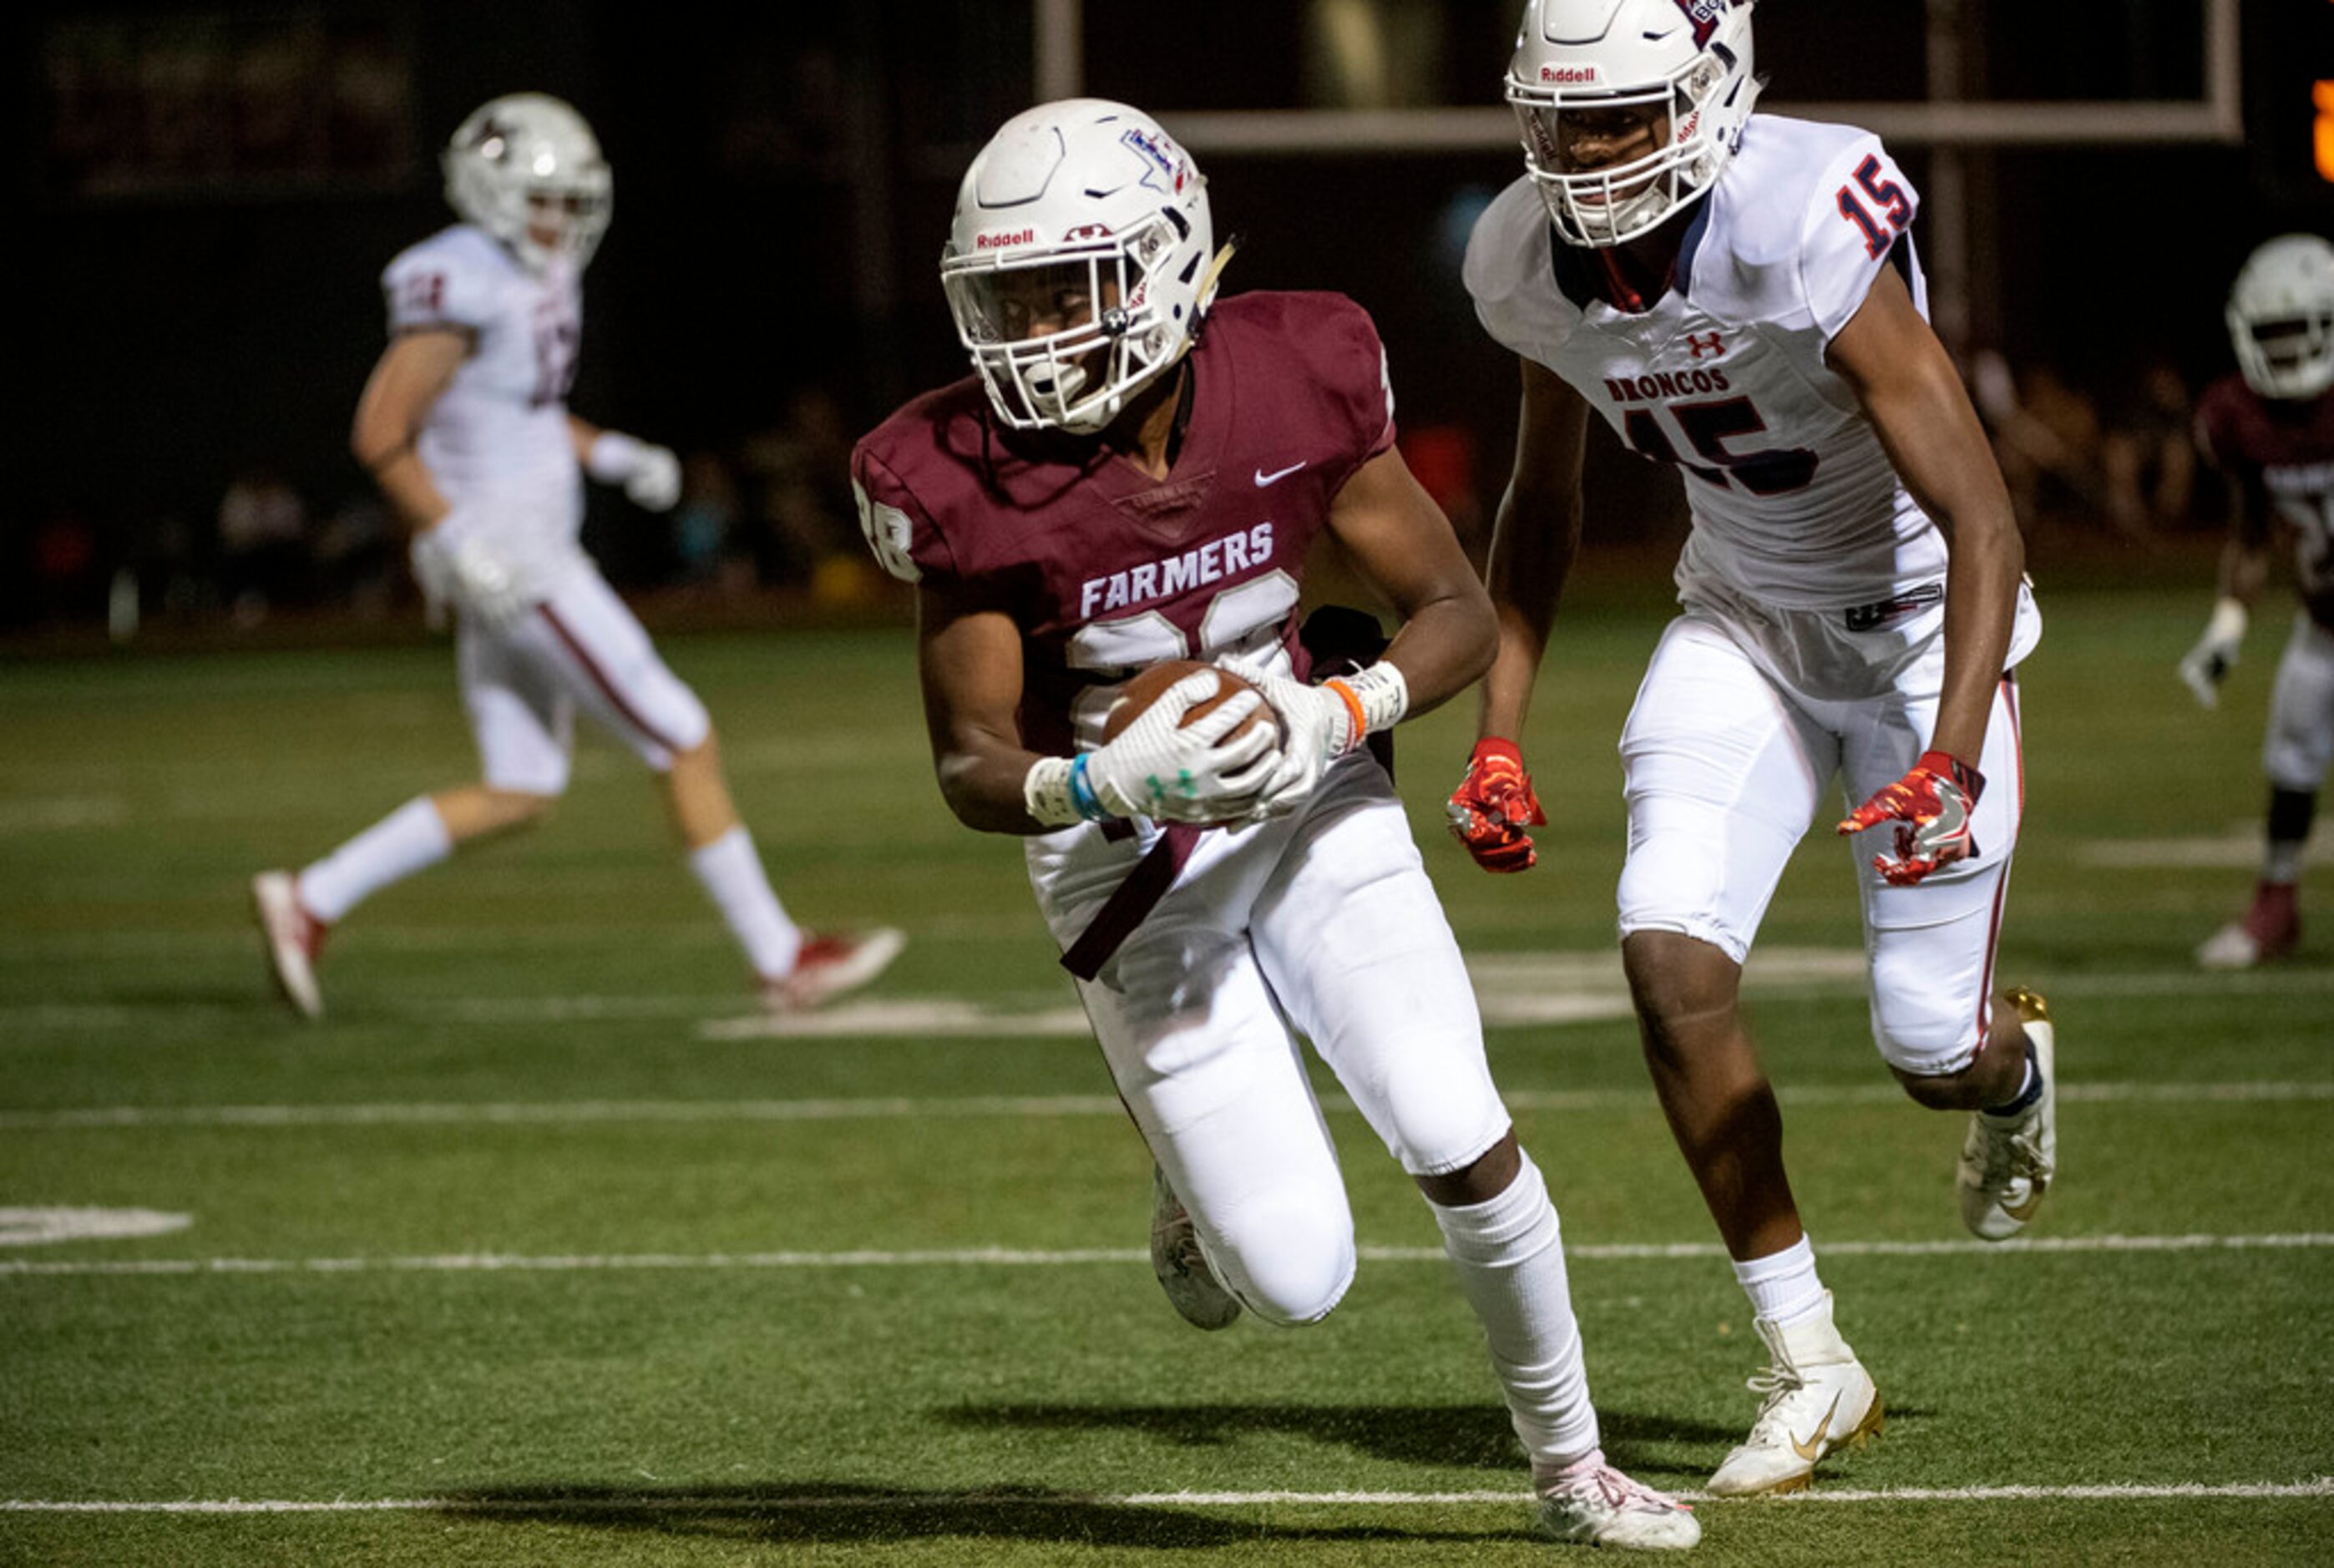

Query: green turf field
<box><xmin>3</xmin><ymin>583</ymin><xmax>2328</xmax><ymax>1565</ymax></box>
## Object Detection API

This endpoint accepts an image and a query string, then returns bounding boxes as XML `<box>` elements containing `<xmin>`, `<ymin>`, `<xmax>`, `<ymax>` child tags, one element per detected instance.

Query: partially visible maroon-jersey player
<box><xmin>2180</xmin><ymin>235</ymin><xmax>2334</xmax><ymax>969</ymax></box>
<box><xmin>851</xmin><ymin>99</ymin><xmax>1699</xmax><ymax>1551</ymax></box>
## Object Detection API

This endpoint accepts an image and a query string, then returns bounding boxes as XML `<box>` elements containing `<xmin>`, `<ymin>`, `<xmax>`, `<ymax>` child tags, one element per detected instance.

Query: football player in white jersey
<box><xmin>251</xmin><ymin>93</ymin><xmax>902</xmax><ymax>1019</ymax></box>
<box><xmin>1445</xmin><ymin>0</ymin><xmax>2056</xmax><ymax>1496</ymax></box>
<box><xmin>2180</xmin><ymin>235</ymin><xmax>2334</xmax><ymax>969</ymax></box>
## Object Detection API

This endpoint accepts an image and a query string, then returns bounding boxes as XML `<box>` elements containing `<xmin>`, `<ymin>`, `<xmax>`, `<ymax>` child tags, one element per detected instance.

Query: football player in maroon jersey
<box><xmin>2183</xmin><ymin>234</ymin><xmax>2334</xmax><ymax>969</ymax></box>
<box><xmin>852</xmin><ymin>99</ymin><xmax>1699</xmax><ymax>1550</ymax></box>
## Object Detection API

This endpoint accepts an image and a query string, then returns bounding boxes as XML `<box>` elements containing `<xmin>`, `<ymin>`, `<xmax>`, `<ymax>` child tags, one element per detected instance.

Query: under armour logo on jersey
<box><xmin>1669</xmin><ymin>0</ymin><xmax>1728</xmax><ymax>48</ymax></box>
<box><xmin>1686</xmin><ymin>331</ymin><xmax>1724</xmax><ymax>361</ymax></box>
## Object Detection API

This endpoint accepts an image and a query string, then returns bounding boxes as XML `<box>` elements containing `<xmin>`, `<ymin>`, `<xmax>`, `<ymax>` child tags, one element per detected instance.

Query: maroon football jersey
<box><xmin>2197</xmin><ymin>373</ymin><xmax>2334</xmax><ymax>627</ymax></box>
<box><xmin>853</xmin><ymin>291</ymin><xmax>1396</xmax><ymax>754</ymax></box>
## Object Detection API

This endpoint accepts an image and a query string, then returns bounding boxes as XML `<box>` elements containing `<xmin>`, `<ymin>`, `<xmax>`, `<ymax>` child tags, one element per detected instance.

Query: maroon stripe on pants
<box><xmin>538</xmin><ymin>603</ymin><xmax>686</xmax><ymax>756</ymax></box>
<box><xmin>1061</xmin><ymin>824</ymin><xmax>1202</xmax><ymax>981</ymax></box>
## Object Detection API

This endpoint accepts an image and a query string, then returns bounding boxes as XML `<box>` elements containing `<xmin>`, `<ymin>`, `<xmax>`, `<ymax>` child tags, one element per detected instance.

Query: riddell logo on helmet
<box><xmin>975</xmin><ymin>229</ymin><xmax>1036</xmax><ymax>250</ymax></box>
<box><xmin>1539</xmin><ymin>65</ymin><xmax>1603</xmax><ymax>84</ymax></box>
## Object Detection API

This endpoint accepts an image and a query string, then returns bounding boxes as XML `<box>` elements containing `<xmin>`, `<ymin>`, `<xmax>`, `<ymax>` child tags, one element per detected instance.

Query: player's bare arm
<box><xmin>916</xmin><ymin>584</ymin><xmax>1045</xmax><ymax>834</ymax></box>
<box><xmin>917</xmin><ymin>579</ymin><xmax>1274</xmax><ymax>833</ymax></box>
<box><xmin>1445</xmin><ymin>358</ymin><xmax>1587</xmax><ymax>873</ymax></box>
<box><xmin>1324</xmin><ymin>443</ymin><xmax>1500</xmax><ymax>715</ymax></box>
<box><xmin>352</xmin><ymin>328</ymin><xmax>470</xmax><ymax>531</ymax></box>
<box><xmin>1478</xmin><ymin>357</ymin><xmax>1592</xmax><ymax>741</ymax></box>
<box><xmin>1827</xmin><ymin>262</ymin><xmax>2023</xmax><ymax>766</ymax></box>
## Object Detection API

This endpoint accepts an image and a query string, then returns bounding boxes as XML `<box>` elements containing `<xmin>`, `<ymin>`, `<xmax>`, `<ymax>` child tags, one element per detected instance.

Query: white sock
<box><xmin>296</xmin><ymin>797</ymin><xmax>453</xmax><ymax>924</ymax></box>
<box><xmin>1733</xmin><ymin>1235</ymin><xmax>1827</xmax><ymax>1327</ymax></box>
<box><xmin>1429</xmin><ymin>1151</ymin><xmax>1600</xmax><ymax>1472</ymax></box>
<box><xmin>686</xmin><ymin>825</ymin><xmax>800</xmax><ymax>979</ymax></box>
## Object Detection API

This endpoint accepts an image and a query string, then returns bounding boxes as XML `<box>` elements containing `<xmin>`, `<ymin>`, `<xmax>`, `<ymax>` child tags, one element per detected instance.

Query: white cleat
<box><xmin>762</xmin><ymin>928</ymin><xmax>906</xmax><ymax>1012</ymax></box>
<box><xmin>1958</xmin><ymin>988</ymin><xmax>2058</xmax><ymax>1242</ymax></box>
<box><xmin>250</xmin><ymin>870</ymin><xmax>325</xmax><ymax>1020</ymax></box>
<box><xmin>1149</xmin><ymin>1163</ymin><xmax>1242</xmax><ymax>1331</ymax></box>
<box><xmin>1535</xmin><ymin>1453</ymin><xmax>1700</xmax><ymax>1550</ymax></box>
<box><xmin>1706</xmin><ymin>1293</ymin><xmax>1882</xmax><ymax>1497</ymax></box>
<box><xmin>2195</xmin><ymin>922</ymin><xmax>2266</xmax><ymax>970</ymax></box>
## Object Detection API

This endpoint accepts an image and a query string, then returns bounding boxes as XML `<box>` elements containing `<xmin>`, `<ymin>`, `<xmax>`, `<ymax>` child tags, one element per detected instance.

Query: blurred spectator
<box><xmin>1971</xmin><ymin>352</ymin><xmax>2112</xmax><ymax>532</ymax></box>
<box><xmin>311</xmin><ymin>493</ymin><xmax>399</xmax><ymax>619</ymax></box>
<box><xmin>1400</xmin><ymin>422</ymin><xmax>1487</xmax><ymax>566</ymax></box>
<box><xmin>671</xmin><ymin>450</ymin><xmax>742</xmax><ymax>589</ymax></box>
<box><xmin>28</xmin><ymin>508</ymin><xmax>104</xmax><ymax>623</ymax></box>
<box><xmin>216</xmin><ymin>463</ymin><xmax>309</xmax><ymax>623</ymax></box>
<box><xmin>737</xmin><ymin>388</ymin><xmax>861</xmax><ymax>590</ymax></box>
<box><xmin>2099</xmin><ymin>355</ymin><xmax>2197</xmax><ymax>535</ymax></box>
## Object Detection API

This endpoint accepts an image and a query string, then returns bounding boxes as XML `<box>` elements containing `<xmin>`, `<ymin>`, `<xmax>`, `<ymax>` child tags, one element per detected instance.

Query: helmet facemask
<box><xmin>943</xmin><ymin>210</ymin><xmax>1198</xmax><ymax>433</ymax></box>
<box><xmin>1504</xmin><ymin>0</ymin><xmax>1759</xmax><ymax>250</ymax></box>
<box><xmin>2226</xmin><ymin>236</ymin><xmax>2334</xmax><ymax>402</ymax></box>
<box><xmin>942</xmin><ymin>99</ymin><xmax>1216</xmax><ymax>436</ymax></box>
<box><xmin>1511</xmin><ymin>56</ymin><xmax>1734</xmax><ymax>249</ymax></box>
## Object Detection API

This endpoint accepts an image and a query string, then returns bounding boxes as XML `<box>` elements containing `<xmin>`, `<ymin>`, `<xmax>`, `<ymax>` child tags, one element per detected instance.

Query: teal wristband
<box><xmin>1068</xmin><ymin>754</ymin><xmax>1111</xmax><ymax>822</ymax></box>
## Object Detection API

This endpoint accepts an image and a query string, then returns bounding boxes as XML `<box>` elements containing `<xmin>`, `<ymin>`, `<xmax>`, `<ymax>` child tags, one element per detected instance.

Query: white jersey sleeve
<box><xmin>1689</xmin><ymin>121</ymin><xmax>1925</xmax><ymax>352</ymax></box>
<box><xmin>1795</xmin><ymin>134</ymin><xmax>1923</xmax><ymax>341</ymax></box>
<box><xmin>382</xmin><ymin>227</ymin><xmax>499</xmax><ymax>337</ymax></box>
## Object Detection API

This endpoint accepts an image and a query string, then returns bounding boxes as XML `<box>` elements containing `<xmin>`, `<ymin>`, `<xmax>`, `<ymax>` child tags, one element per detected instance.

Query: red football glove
<box><xmin>1446</xmin><ymin>737</ymin><xmax>1547</xmax><ymax>873</ymax></box>
<box><xmin>1837</xmin><ymin>749</ymin><xmax>1984</xmax><ymax>888</ymax></box>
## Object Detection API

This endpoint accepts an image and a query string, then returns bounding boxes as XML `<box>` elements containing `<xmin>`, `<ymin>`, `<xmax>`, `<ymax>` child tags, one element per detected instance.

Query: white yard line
<box><xmin>3</xmin><ymin>1079</ymin><xmax>2326</xmax><ymax>1132</ymax></box>
<box><xmin>3</xmin><ymin>1232</ymin><xmax>2328</xmax><ymax>1277</ymax></box>
<box><xmin>5</xmin><ymin>1479</ymin><xmax>2328</xmax><ymax>1513</ymax></box>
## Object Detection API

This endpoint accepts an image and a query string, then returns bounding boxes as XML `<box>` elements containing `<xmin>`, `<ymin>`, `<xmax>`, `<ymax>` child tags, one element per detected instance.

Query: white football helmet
<box><xmin>1507</xmin><ymin>0</ymin><xmax>1760</xmax><ymax>249</ymax></box>
<box><xmin>2226</xmin><ymin>234</ymin><xmax>2334</xmax><ymax>402</ymax></box>
<box><xmin>443</xmin><ymin>93</ymin><xmax>613</xmax><ymax>273</ymax></box>
<box><xmin>941</xmin><ymin>99</ymin><xmax>1217</xmax><ymax>433</ymax></box>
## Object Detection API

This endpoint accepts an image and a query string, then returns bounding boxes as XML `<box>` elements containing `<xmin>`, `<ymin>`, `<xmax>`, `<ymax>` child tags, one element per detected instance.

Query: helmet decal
<box><xmin>1670</xmin><ymin>0</ymin><xmax>1729</xmax><ymax>48</ymax></box>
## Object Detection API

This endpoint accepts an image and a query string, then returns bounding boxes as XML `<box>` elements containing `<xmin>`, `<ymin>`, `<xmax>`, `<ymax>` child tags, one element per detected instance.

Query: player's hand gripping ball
<box><xmin>1097</xmin><ymin>660</ymin><xmax>1284</xmax><ymax>827</ymax></box>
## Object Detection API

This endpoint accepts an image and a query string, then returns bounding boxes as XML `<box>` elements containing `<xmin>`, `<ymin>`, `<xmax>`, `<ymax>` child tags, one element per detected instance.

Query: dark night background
<box><xmin>12</xmin><ymin>1</ymin><xmax>2333</xmax><ymax>631</ymax></box>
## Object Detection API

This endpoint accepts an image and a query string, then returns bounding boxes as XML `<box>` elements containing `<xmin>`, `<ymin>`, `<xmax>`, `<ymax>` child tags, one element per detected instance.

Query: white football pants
<box><xmin>1028</xmin><ymin>752</ymin><xmax>1511</xmax><ymax>1325</ymax></box>
<box><xmin>1618</xmin><ymin>607</ymin><xmax>2028</xmax><ymax>1076</ymax></box>
<box><xmin>457</xmin><ymin>566</ymin><xmax>711</xmax><ymax>794</ymax></box>
<box><xmin>2263</xmin><ymin>613</ymin><xmax>2334</xmax><ymax>792</ymax></box>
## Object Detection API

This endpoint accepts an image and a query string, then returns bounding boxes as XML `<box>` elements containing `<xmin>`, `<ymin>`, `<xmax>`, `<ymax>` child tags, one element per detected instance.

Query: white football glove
<box><xmin>410</xmin><ymin>514</ymin><xmax>530</xmax><ymax>634</ymax></box>
<box><xmin>1239</xmin><ymin>671</ymin><xmax>1357</xmax><ymax>820</ymax></box>
<box><xmin>1082</xmin><ymin>670</ymin><xmax>1281</xmax><ymax>823</ymax></box>
<box><xmin>2178</xmin><ymin>597</ymin><xmax>2248</xmax><ymax>711</ymax></box>
<box><xmin>587</xmin><ymin>430</ymin><xmax>683</xmax><ymax>512</ymax></box>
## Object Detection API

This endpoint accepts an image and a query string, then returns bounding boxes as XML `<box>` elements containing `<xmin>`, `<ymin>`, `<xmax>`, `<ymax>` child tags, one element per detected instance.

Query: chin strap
<box><xmin>1195</xmin><ymin>237</ymin><xmax>1240</xmax><ymax>310</ymax></box>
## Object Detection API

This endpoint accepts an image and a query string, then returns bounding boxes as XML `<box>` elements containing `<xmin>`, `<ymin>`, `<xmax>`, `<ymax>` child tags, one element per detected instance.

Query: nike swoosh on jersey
<box><xmin>1254</xmin><ymin>461</ymin><xmax>1307</xmax><ymax>486</ymax></box>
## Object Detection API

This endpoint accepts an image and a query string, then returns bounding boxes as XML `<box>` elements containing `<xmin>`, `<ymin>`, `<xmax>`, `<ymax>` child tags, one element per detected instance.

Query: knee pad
<box><xmin>1867</xmin><ymin>944</ymin><xmax>1983</xmax><ymax>1076</ymax></box>
<box><xmin>1212</xmin><ymin>1194</ymin><xmax>1356</xmax><ymax>1327</ymax></box>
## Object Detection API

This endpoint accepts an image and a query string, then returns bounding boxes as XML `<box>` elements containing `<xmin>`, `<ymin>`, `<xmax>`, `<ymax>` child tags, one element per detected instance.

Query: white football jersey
<box><xmin>382</xmin><ymin>225</ymin><xmax>588</xmax><ymax>588</ymax></box>
<box><xmin>1469</xmin><ymin>114</ymin><xmax>1968</xmax><ymax>612</ymax></box>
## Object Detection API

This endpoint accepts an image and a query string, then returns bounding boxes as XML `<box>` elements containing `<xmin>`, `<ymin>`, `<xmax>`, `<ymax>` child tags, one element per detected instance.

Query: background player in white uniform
<box><xmin>854</xmin><ymin>99</ymin><xmax>1696</xmax><ymax>1550</ymax></box>
<box><xmin>251</xmin><ymin>93</ymin><xmax>901</xmax><ymax>1019</ymax></box>
<box><xmin>1444</xmin><ymin>0</ymin><xmax>2056</xmax><ymax>1496</ymax></box>
<box><xmin>2180</xmin><ymin>235</ymin><xmax>2334</xmax><ymax>969</ymax></box>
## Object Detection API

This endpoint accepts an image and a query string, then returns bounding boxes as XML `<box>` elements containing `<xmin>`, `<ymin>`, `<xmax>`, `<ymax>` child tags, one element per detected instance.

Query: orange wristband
<box><xmin>1321</xmin><ymin>678</ymin><xmax>1367</xmax><ymax>751</ymax></box>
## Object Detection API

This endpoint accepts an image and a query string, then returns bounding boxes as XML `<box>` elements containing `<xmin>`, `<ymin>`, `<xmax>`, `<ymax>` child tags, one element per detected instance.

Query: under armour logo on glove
<box><xmin>1446</xmin><ymin>737</ymin><xmax>1547</xmax><ymax>873</ymax></box>
<box><xmin>1837</xmin><ymin>749</ymin><xmax>1984</xmax><ymax>888</ymax></box>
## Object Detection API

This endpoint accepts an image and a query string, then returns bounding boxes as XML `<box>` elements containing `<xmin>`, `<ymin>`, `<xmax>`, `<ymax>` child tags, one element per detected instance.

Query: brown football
<box><xmin>1101</xmin><ymin>660</ymin><xmax>1276</xmax><ymax>745</ymax></box>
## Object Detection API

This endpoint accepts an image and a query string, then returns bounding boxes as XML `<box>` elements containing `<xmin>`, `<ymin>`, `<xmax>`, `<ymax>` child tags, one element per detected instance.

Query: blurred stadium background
<box><xmin>7</xmin><ymin>4</ymin><xmax>2332</xmax><ymax>1564</ymax></box>
<box><xmin>14</xmin><ymin>0</ymin><xmax>2333</xmax><ymax>635</ymax></box>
